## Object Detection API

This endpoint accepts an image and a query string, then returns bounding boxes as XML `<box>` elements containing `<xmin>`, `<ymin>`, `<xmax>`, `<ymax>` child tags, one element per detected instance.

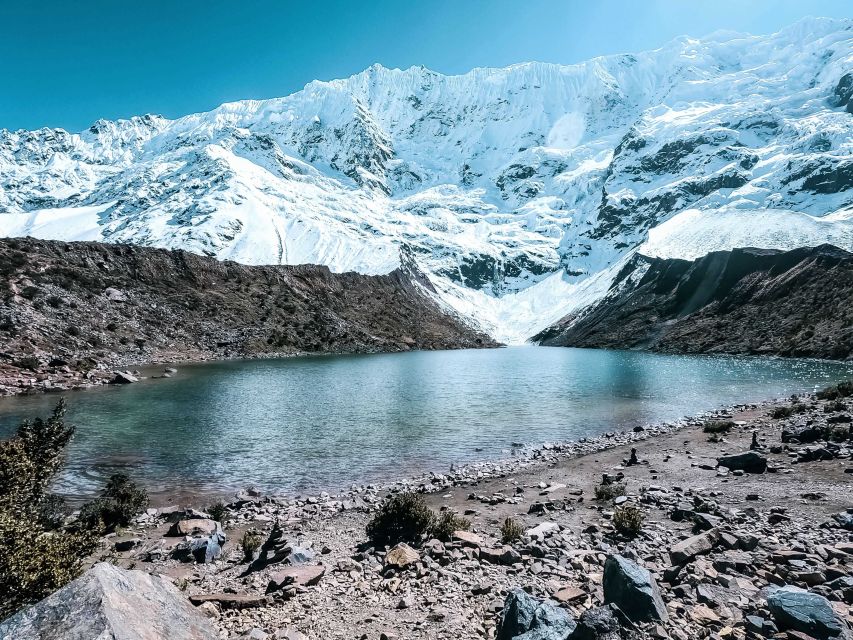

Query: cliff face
<box><xmin>535</xmin><ymin>245</ymin><xmax>853</xmax><ymax>360</ymax></box>
<box><xmin>0</xmin><ymin>238</ymin><xmax>495</xmax><ymax>394</ymax></box>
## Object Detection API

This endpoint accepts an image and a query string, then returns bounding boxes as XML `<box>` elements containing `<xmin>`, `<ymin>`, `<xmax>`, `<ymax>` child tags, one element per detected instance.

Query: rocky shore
<box><xmin>6</xmin><ymin>386</ymin><xmax>853</xmax><ymax>639</ymax></box>
<box><xmin>0</xmin><ymin>237</ymin><xmax>496</xmax><ymax>396</ymax></box>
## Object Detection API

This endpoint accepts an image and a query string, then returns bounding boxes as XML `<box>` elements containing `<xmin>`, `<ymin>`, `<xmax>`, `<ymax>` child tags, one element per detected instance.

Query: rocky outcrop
<box><xmin>0</xmin><ymin>562</ymin><xmax>217</xmax><ymax>639</ymax></box>
<box><xmin>497</xmin><ymin>588</ymin><xmax>576</xmax><ymax>640</ymax></box>
<box><xmin>0</xmin><ymin>237</ymin><xmax>496</xmax><ymax>394</ymax></box>
<box><xmin>766</xmin><ymin>585</ymin><xmax>845</xmax><ymax>638</ymax></box>
<box><xmin>602</xmin><ymin>555</ymin><xmax>668</xmax><ymax>623</ymax></box>
<box><xmin>536</xmin><ymin>245</ymin><xmax>853</xmax><ymax>359</ymax></box>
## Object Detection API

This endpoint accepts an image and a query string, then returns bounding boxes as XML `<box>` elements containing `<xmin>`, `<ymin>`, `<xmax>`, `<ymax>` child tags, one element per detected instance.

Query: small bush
<box><xmin>241</xmin><ymin>529</ymin><xmax>264</xmax><ymax>562</ymax></box>
<box><xmin>77</xmin><ymin>473</ymin><xmax>148</xmax><ymax>533</ymax></box>
<box><xmin>703</xmin><ymin>420</ymin><xmax>734</xmax><ymax>434</ymax></box>
<box><xmin>20</xmin><ymin>285</ymin><xmax>39</xmax><ymax>300</ymax></box>
<box><xmin>207</xmin><ymin>501</ymin><xmax>227</xmax><ymax>523</ymax></box>
<box><xmin>366</xmin><ymin>492</ymin><xmax>436</xmax><ymax>547</ymax></box>
<box><xmin>66</xmin><ymin>325</ymin><xmax>81</xmax><ymax>337</ymax></box>
<box><xmin>46</xmin><ymin>295</ymin><xmax>63</xmax><ymax>308</ymax></box>
<box><xmin>612</xmin><ymin>505</ymin><xmax>644</xmax><ymax>537</ymax></box>
<box><xmin>500</xmin><ymin>517</ymin><xmax>524</xmax><ymax>544</ymax></box>
<box><xmin>817</xmin><ymin>380</ymin><xmax>853</xmax><ymax>401</ymax></box>
<box><xmin>594</xmin><ymin>482</ymin><xmax>626</xmax><ymax>501</ymax></box>
<box><xmin>824</xmin><ymin>400</ymin><xmax>848</xmax><ymax>413</ymax></box>
<box><xmin>770</xmin><ymin>403</ymin><xmax>807</xmax><ymax>419</ymax></box>
<box><xmin>15</xmin><ymin>355</ymin><xmax>41</xmax><ymax>371</ymax></box>
<box><xmin>431</xmin><ymin>511</ymin><xmax>471</xmax><ymax>541</ymax></box>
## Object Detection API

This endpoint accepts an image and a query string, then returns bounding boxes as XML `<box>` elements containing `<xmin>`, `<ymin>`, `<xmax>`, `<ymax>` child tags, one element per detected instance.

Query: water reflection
<box><xmin>0</xmin><ymin>346</ymin><xmax>850</xmax><ymax>500</ymax></box>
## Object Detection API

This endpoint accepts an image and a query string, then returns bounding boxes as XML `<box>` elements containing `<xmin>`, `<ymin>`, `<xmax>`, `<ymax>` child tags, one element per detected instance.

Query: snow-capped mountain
<box><xmin>1</xmin><ymin>17</ymin><xmax>852</xmax><ymax>341</ymax></box>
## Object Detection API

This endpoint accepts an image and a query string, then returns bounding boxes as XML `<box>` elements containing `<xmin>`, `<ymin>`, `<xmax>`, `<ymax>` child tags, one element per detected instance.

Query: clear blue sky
<box><xmin>1</xmin><ymin>0</ymin><xmax>850</xmax><ymax>131</ymax></box>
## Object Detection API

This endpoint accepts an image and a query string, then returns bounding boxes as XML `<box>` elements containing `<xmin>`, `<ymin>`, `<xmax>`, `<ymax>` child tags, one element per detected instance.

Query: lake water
<box><xmin>1</xmin><ymin>347</ymin><xmax>851</xmax><ymax>502</ymax></box>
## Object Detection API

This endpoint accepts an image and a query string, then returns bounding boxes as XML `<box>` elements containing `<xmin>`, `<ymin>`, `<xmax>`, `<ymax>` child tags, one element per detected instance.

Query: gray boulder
<box><xmin>172</xmin><ymin>527</ymin><xmax>226</xmax><ymax>564</ymax></box>
<box><xmin>568</xmin><ymin>605</ymin><xmax>637</xmax><ymax>639</ymax></box>
<box><xmin>603</xmin><ymin>555</ymin><xmax>668</xmax><ymax>623</ymax></box>
<box><xmin>767</xmin><ymin>585</ymin><xmax>844</xmax><ymax>639</ymax></box>
<box><xmin>717</xmin><ymin>451</ymin><xmax>767</xmax><ymax>473</ymax></box>
<box><xmin>0</xmin><ymin>562</ymin><xmax>217</xmax><ymax>639</ymax></box>
<box><xmin>832</xmin><ymin>511</ymin><xmax>853</xmax><ymax>531</ymax></box>
<box><xmin>497</xmin><ymin>588</ymin><xmax>577</xmax><ymax>640</ymax></box>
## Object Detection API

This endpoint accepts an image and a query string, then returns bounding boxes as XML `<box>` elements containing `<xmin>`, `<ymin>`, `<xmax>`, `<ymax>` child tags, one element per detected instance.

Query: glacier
<box><xmin>1</xmin><ymin>17</ymin><xmax>852</xmax><ymax>342</ymax></box>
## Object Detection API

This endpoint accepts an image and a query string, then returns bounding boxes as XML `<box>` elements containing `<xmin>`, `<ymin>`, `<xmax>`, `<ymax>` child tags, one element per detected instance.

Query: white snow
<box><xmin>640</xmin><ymin>208</ymin><xmax>853</xmax><ymax>260</ymax></box>
<box><xmin>1</xmin><ymin>17</ymin><xmax>852</xmax><ymax>341</ymax></box>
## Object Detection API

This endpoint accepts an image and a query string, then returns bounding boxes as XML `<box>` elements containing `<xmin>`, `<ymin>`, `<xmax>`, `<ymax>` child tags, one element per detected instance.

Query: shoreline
<box><xmin>87</xmin><ymin>383</ymin><xmax>853</xmax><ymax>639</ymax></box>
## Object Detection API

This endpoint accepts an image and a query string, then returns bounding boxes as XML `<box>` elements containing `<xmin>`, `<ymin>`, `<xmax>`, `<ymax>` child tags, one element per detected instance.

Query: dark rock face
<box><xmin>568</xmin><ymin>604</ymin><xmax>637</xmax><ymax>640</ymax></box>
<box><xmin>0</xmin><ymin>562</ymin><xmax>217</xmax><ymax>639</ymax></box>
<box><xmin>0</xmin><ymin>237</ymin><xmax>496</xmax><ymax>394</ymax></box>
<box><xmin>497</xmin><ymin>588</ymin><xmax>577</xmax><ymax>640</ymax></box>
<box><xmin>717</xmin><ymin>451</ymin><xmax>768</xmax><ymax>474</ymax></box>
<box><xmin>602</xmin><ymin>555</ymin><xmax>668</xmax><ymax>623</ymax></box>
<box><xmin>536</xmin><ymin>245</ymin><xmax>853</xmax><ymax>360</ymax></box>
<box><xmin>766</xmin><ymin>585</ymin><xmax>844</xmax><ymax>639</ymax></box>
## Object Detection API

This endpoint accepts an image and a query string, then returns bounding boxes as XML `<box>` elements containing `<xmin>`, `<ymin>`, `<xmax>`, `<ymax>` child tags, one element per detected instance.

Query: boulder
<box><xmin>171</xmin><ymin>529</ymin><xmax>226</xmax><ymax>564</ymax></box>
<box><xmin>167</xmin><ymin>518</ymin><xmax>218</xmax><ymax>537</ymax></box>
<box><xmin>384</xmin><ymin>543</ymin><xmax>420</xmax><ymax>570</ymax></box>
<box><xmin>0</xmin><ymin>562</ymin><xmax>217</xmax><ymax>639</ymax></box>
<box><xmin>568</xmin><ymin>604</ymin><xmax>637</xmax><ymax>640</ymax></box>
<box><xmin>669</xmin><ymin>530</ymin><xmax>719</xmax><ymax>565</ymax></box>
<box><xmin>266</xmin><ymin>565</ymin><xmax>326</xmax><ymax>592</ymax></box>
<box><xmin>603</xmin><ymin>555</ymin><xmax>668</xmax><ymax>623</ymax></box>
<box><xmin>497</xmin><ymin>588</ymin><xmax>576</xmax><ymax>640</ymax></box>
<box><xmin>481</xmin><ymin>546</ymin><xmax>523</xmax><ymax>565</ymax></box>
<box><xmin>831</xmin><ymin>511</ymin><xmax>853</xmax><ymax>531</ymax></box>
<box><xmin>527</xmin><ymin>522</ymin><xmax>560</xmax><ymax>540</ymax></box>
<box><xmin>452</xmin><ymin>530</ymin><xmax>483</xmax><ymax>547</ymax></box>
<box><xmin>766</xmin><ymin>585</ymin><xmax>843</xmax><ymax>639</ymax></box>
<box><xmin>717</xmin><ymin>451</ymin><xmax>767</xmax><ymax>473</ymax></box>
<box><xmin>110</xmin><ymin>371</ymin><xmax>138</xmax><ymax>385</ymax></box>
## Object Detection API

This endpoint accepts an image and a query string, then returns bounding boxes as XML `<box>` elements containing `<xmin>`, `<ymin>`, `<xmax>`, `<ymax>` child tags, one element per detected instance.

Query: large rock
<box><xmin>669</xmin><ymin>529</ymin><xmax>719</xmax><ymax>565</ymax></box>
<box><xmin>497</xmin><ymin>588</ymin><xmax>576</xmax><ymax>640</ymax></box>
<box><xmin>832</xmin><ymin>511</ymin><xmax>853</xmax><ymax>531</ymax></box>
<box><xmin>481</xmin><ymin>545</ymin><xmax>523</xmax><ymax>566</ymax></box>
<box><xmin>171</xmin><ymin>528</ymin><xmax>226</xmax><ymax>564</ymax></box>
<box><xmin>0</xmin><ymin>562</ymin><xmax>217</xmax><ymax>639</ymax></box>
<box><xmin>110</xmin><ymin>371</ymin><xmax>139</xmax><ymax>384</ymax></box>
<box><xmin>266</xmin><ymin>565</ymin><xmax>326</xmax><ymax>593</ymax></box>
<box><xmin>384</xmin><ymin>543</ymin><xmax>420</xmax><ymax>570</ymax></box>
<box><xmin>717</xmin><ymin>451</ymin><xmax>767</xmax><ymax>473</ymax></box>
<box><xmin>603</xmin><ymin>555</ymin><xmax>668</xmax><ymax>623</ymax></box>
<box><xmin>568</xmin><ymin>604</ymin><xmax>637</xmax><ymax>640</ymax></box>
<box><xmin>766</xmin><ymin>585</ymin><xmax>844</xmax><ymax>639</ymax></box>
<box><xmin>167</xmin><ymin>518</ymin><xmax>218</xmax><ymax>537</ymax></box>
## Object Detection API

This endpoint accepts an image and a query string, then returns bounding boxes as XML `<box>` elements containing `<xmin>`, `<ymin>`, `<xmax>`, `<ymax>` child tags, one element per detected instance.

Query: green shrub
<box><xmin>77</xmin><ymin>473</ymin><xmax>148</xmax><ymax>533</ymax></box>
<box><xmin>824</xmin><ymin>400</ymin><xmax>848</xmax><ymax>413</ymax></box>
<box><xmin>366</xmin><ymin>492</ymin><xmax>436</xmax><ymax>547</ymax></box>
<box><xmin>612</xmin><ymin>505</ymin><xmax>644</xmax><ymax>537</ymax></box>
<box><xmin>817</xmin><ymin>380</ymin><xmax>853</xmax><ymax>401</ymax></box>
<box><xmin>500</xmin><ymin>517</ymin><xmax>524</xmax><ymax>544</ymax></box>
<box><xmin>207</xmin><ymin>501</ymin><xmax>227</xmax><ymax>523</ymax></box>
<box><xmin>241</xmin><ymin>529</ymin><xmax>263</xmax><ymax>562</ymax></box>
<box><xmin>0</xmin><ymin>401</ymin><xmax>98</xmax><ymax>618</ymax></box>
<box><xmin>15</xmin><ymin>355</ymin><xmax>41</xmax><ymax>372</ymax></box>
<box><xmin>431</xmin><ymin>511</ymin><xmax>471</xmax><ymax>541</ymax></box>
<box><xmin>594</xmin><ymin>482</ymin><xmax>626</xmax><ymax>501</ymax></box>
<box><xmin>702</xmin><ymin>420</ymin><xmax>733</xmax><ymax>434</ymax></box>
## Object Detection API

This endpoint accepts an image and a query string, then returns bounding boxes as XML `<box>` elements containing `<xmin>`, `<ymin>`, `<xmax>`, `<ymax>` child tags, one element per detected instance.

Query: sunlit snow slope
<box><xmin>2</xmin><ymin>18</ymin><xmax>853</xmax><ymax>342</ymax></box>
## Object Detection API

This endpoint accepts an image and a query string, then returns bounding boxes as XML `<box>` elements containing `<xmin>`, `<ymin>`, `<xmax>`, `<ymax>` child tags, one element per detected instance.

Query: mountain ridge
<box><xmin>1</xmin><ymin>16</ymin><xmax>852</xmax><ymax>341</ymax></box>
<box><xmin>535</xmin><ymin>243</ymin><xmax>853</xmax><ymax>359</ymax></box>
